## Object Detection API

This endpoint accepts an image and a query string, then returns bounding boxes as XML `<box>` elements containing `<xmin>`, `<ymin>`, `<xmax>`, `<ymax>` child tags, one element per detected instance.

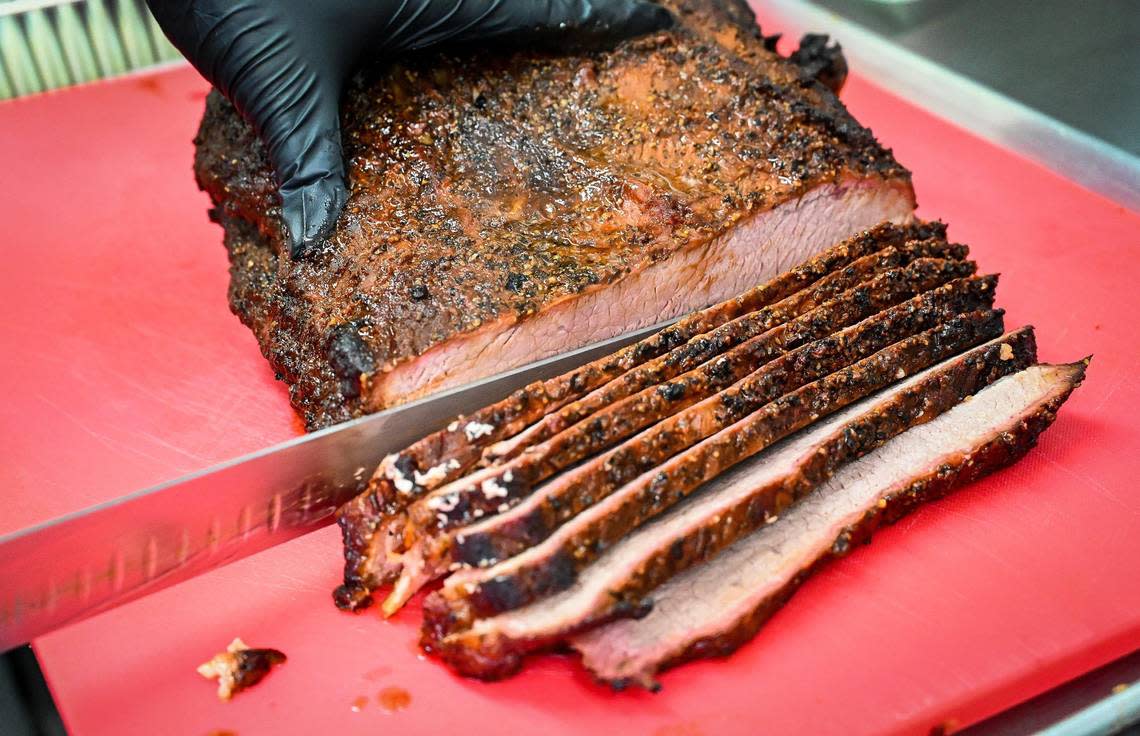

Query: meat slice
<box><xmin>420</xmin><ymin>307</ymin><xmax>1004</xmax><ymax>639</ymax></box>
<box><xmin>335</xmin><ymin>222</ymin><xmax>943</xmax><ymax>610</ymax></box>
<box><xmin>482</xmin><ymin>237</ymin><xmax>967</xmax><ymax>465</ymax></box>
<box><xmin>420</xmin><ymin>329</ymin><xmax>1036</xmax><ymax>679</ymax></box>
<box><xmin>571</xmin><ymin>359</ymin><xmax>1087</xmax><ymax>690</ymax></box>
<box><xmin>386</xmin><ymin>272</ymin><xmax>989</xmax><ymax>614</ymax></box>
<box><xmin>196</xmin><ymin>0</ymin><xmax>914</xmax><ymax>432</ymax></box>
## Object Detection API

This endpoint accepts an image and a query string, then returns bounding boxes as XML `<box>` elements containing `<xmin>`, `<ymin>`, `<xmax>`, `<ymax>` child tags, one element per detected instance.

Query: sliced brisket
<box><xmin>481</xmin><ymin>237</ymin><xmax>967</xmax><ymax>465</ymax></box>
<box><xmin>335</xmin><ymin>222</ymin><xmax>944</xmax><ymax>610</ymax></box>
<box><xmin>571</xmin><ymin>360</ymin><xmax>1087</xmax><ymax>690</ymax></box>
<box><xmin>420</xmin><ymin>329</ymin><xmax>1036</xmax><ymax>679</ymax></box>
<box><xmin>385</xmin><ymin>270</ymin><xmax>988</xmax><ymax>614</ymax></box>
<box><xmin>419</xmin><ymin>307</ymin><xmax>1005</xmax><ymax>640</ymax></box>
<box><xmin>406</xmin><ymin>258</ymin><xmax>976</xmax><ymax>541</ymax></box>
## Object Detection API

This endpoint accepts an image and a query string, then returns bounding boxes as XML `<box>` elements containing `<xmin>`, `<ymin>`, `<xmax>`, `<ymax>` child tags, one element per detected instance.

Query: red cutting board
<box><xmin>3</xmin><ymin>50</ymin><xmax>1139</xmax><ymax>736</ymax></box>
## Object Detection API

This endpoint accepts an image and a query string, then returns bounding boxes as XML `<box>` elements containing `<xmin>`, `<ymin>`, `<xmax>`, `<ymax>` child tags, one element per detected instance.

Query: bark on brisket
<box><xmin>420</xmin><ymin>329</ymin><xmax>1037</xmax><ymax>679</ymax></box>
<box><xmin>574</xmin><ymin>361</ymin><xmax>1087</xmax><ymax>690</ymax></box>
<box><xmin>423</xmin><ymin>307</ymin><xmax>1004</xmax><ymax>640</ymax></box>
<box><xmin>198</xmin><ymin>0</ymin><xmax>913</xmax><ymax>431</ymax></box>
<box><xmin>334</xmin><ymin>222</ymin><xmax>943</xmax><ymax>611</ymax></box>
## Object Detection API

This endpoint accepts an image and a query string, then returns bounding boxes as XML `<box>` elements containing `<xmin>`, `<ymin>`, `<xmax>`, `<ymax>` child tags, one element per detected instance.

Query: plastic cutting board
<box><xmin>2</xmin><ymin>53</ymin><xmax>1139</xmax><ymax>736</ymax></box>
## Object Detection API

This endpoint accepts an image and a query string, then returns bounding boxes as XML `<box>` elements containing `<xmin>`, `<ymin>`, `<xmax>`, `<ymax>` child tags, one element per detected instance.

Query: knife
<box><xmin>0</xmin><ymin>323</ymin><xmax>666</xmax><ymax>651</ymax></box>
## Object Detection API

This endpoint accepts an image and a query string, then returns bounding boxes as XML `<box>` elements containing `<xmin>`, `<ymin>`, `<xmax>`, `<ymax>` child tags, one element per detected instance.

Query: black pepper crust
<box><xmin>334</xmin><ymin>222</ymin><xmax>943</xmax><ymax>608</ymax></box>
<box><xmin>586</xmin><ymin>359</ymin><xmax>1087</xmax><ymax>690</ymax></box>
<box><xmin>424</xmin><ymin>303</ymin><xmax>1006</xmax><ymax>646</ymax></box>
<box><xmin>421</xmin><ymin>329</ymin><xmax>1042</xmax><ymax>680</ymax></box>
<box><xmin>194</xmin><ymin>0</ymin><xmax>912</xmax><ymax>431</ymax></box>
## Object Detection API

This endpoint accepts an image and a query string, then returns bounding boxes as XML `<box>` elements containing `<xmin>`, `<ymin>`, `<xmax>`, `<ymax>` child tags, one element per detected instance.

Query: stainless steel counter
<box><xmin>759</xmin><ymin>0</ymin><xmax>1140</xmax><ymax>210</ymax></box>
<box><xmin>807</xmin><ymin>0</ymin><xmax>1140</xmax><ymax>157</ymax></box>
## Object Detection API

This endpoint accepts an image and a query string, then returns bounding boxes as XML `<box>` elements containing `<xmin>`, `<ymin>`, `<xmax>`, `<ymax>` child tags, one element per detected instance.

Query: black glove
<box><xmin>147</xmin><ymin>0</ymin><xmax>672</xmax><ymax>258</ymax></box>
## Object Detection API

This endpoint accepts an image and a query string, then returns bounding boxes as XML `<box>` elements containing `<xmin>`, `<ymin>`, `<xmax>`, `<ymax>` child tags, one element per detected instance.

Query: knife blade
<box><xmin>0</xmin><ymin>323</ymin><xmax>666</xmax><ymax>651</ymax></box>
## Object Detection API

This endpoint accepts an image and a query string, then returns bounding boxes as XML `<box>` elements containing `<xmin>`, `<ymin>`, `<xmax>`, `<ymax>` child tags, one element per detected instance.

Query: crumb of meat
<box><xmin>414</xmin><ymin>458</ymin><xmax>462</xmax><ymax>487</ymax></box>
<box><xmin>464</xmin><ymin>421</ymin><xmax>495</xmax><ymax>441</ymax></box>
<box><xmin>426</xmin><ymin>492</ymin><xmax>460</xmax><ymax>512</ymax></box>
<box><xmin>197</xmin><ymin>638</ymin><xmax>286</xmax><ymax>701</ymax></box>
<box><xmin>481</xmin><ymin>478</ymin><xmax>509</xmax><ymax>499</ymax></box>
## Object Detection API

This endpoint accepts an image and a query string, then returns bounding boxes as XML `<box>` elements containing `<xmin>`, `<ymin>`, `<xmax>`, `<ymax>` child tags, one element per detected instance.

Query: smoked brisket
<box><xmin>194</xmin><ymin>0</ymin><xmax>914</xmax><ymax>431</ymax></box>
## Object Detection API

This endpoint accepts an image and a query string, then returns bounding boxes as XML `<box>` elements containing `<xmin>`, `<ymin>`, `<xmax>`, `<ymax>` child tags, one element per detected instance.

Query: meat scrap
<box><xmin>197</xmin><ymin>638</ymin><xmax>286</xmax><ymax>701</ymax></box>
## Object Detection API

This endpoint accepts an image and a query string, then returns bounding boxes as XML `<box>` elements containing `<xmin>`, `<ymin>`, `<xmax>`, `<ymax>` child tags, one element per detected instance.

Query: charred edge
<box><xmin>789</xmin><ymin>34</ymin><xmax>848</xmax><ymax>94</ymax></box>
<box><xmin>334</xmin><ymin>498</ymin><xmax>382</xmax><ymax>609</ymax></box>
<box><xmin>419</xmin><ymin>595</ymin><xmax>526</xmax><ymax>681</ymax></box>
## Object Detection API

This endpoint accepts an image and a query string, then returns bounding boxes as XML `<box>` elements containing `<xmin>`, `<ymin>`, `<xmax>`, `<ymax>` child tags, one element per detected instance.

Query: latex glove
<box><xmin>147</xmin><ymin>0</ymin><xmax>672</xmax><ymax>258</ymax></box>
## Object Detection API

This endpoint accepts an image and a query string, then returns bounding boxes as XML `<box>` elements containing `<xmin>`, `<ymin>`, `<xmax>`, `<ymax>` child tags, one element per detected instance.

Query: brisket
<box><xmin>419</xmin><ymin>307</ymin><xmax>1005</xmax><ymax>637</ymax></box>
<box><xmin>195</xmin><ymin>0</ymin><xmax>914</xmax><ymax>432</ymax></box>
<box><xmin>336</xmin><ymin>223</ymin><xmax>949</xmax><ymax>610</ymax></box>
<box><xmin>399</xmin><ymin>274</ymin><xmax>994</xmax><ymax>612</ymax></box>
<box><xmin>407</xmin><ymin>258</ymin><xmax>976</xmax><ymax>539</ymax></box>
<box><xmin>571</xmin><ymin>360</ymin><xmax>1087</xmax><ymax>690</ymax></box>
<box><xmin>384</xmin><ymin>270</ymin><xmax>988</xmax><ymax>614</ymax></box>
<box><xmin>420</xmin><ymin>329</ymin><xmax>1036</xmax><ymax>679</ymax></box>
<box><xmin>481</xmin><ymin>237</ymin><xmax>967</xmax><ymax>465</ymax></box>
<box><xmin>373</xmin><ymin>222</ymin><xmax>945</xmax><ymax>508</ymax></box>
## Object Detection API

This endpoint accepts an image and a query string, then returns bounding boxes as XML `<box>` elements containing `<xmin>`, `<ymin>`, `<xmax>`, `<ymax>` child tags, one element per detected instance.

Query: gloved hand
<box><xmin>147</xmin><ymin>0</ymin><xmax>672</xmax><ymax>258</ymax></box>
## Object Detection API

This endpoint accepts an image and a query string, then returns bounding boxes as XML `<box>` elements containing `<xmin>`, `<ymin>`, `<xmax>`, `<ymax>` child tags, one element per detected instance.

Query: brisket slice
<box><xmin>571</xmin><ymin>359</ymin><xmax>1087</xmax><ymax>690</ymax></box>
<box><xmin>421</xmin><ymin>307</ymin><xmax>1004</xmax><ymax>633</ymax></box>
<box><xmin>384</xmin><ymin>272</ymin><xmax>987</xmax><ymax>614</ymax></box>
<box><xmin>421</xmin><ymin>329</ymin><xmax>1036</xmax><ymax>679</ymax></box>
<box><xmin>197</xmin><ymin>0</ymin><xmax>914</xmax><ymax>432</ymax></box>
<box><xmin>482</xmin><ymin>237</ymin><xmax>967</xmax><ymax>465</ymax></box>
<box><xmin>335</xmin><ymin>222</ymin><xmax>941</xmax><ymax>611</ymax></box>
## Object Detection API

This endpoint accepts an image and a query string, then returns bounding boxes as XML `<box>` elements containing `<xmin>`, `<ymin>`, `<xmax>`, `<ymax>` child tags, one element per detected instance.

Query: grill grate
<box><xmin>0</xmin><ymin>0</ymin><xmax>181</xmax><ymax>99</ymax></box>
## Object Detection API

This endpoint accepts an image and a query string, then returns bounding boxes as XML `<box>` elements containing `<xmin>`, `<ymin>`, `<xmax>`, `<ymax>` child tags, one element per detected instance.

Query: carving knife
<box><xmin>0</xmin><ymin>323</ymin><xmax>665</xmax><ymax>651</ymax></box>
